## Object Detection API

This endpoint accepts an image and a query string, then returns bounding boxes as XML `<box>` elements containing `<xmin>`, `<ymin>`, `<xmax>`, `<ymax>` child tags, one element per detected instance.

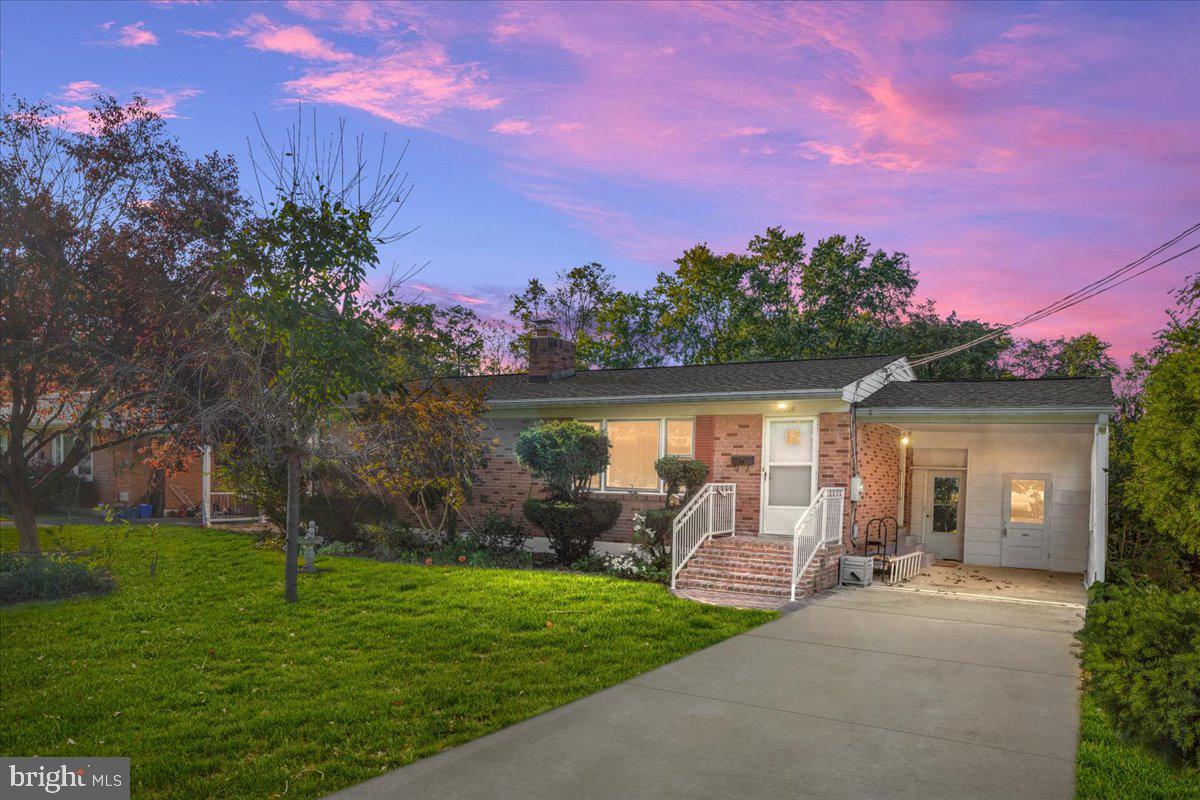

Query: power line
<box><xmin>907</xmin><ymin>223</ymin><xmax>1200</xmax><ymax>368</ymax></box>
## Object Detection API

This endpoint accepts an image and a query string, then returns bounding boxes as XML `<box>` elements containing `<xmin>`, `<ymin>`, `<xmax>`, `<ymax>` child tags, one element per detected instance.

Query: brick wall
<box><xmin>856</xmin><ymin>422</ymin><xmax>903</xmax><ymax>552</ymax></box>
<box><xmin>90</xmin><ymin>440</ymin><xmax>156</xmax><ymax>507</ymax></box>
<box><xmin>708</xmin><ymin>414</ymin><xmax>764</xmax><ymax>536</ymax></box>
<box><xmin>818</xmin><ymin>413</ymin><xmax>853</xmax><ymax>546</ymax></box>
<box><xmin>794</xmin><ymin>542</ymin><xmax>845</xmax><ymax>596</ymax></box>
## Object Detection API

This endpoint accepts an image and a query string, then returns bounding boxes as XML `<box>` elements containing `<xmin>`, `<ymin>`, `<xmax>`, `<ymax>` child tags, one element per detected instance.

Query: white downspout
<box><xmin>200</xmin><ymin>445</ymin><xmax>212</xmax><ymax>529</ymax></box>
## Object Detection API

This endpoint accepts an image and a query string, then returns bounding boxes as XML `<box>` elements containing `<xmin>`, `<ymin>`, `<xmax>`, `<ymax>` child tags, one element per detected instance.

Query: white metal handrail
<box><xmin>790</xmin><ymin>487</ymin><xmax>846</xmax><ymax>601</ymax></box>
<box><xmin>670</xmin><ymin>483</ymin><xmax>737</xmax><ymax>588</ymax></box>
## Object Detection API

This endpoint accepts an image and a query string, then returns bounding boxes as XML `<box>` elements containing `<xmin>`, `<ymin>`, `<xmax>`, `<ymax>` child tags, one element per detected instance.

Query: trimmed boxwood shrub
<box><xmin>654</xmin><ymin>456</ymin><xmax>707</xmax><ymax>507</ymax></box>
<box><xmin>1078</xmin><ymin>580</ymin><xmax>1200</xmax><ymax>766</ymax></box>
<box><xmin>522</xmin><ymin>497</ymin><xmax>621</xmax><ymax>564</ymax></box>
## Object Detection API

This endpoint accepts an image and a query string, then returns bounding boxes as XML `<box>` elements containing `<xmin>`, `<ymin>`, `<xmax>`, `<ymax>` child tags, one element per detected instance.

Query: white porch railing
<box><xmin>790</xmin><ymin>487</ymin><xmax>846</xmax><ymax>601</ymax></box>
<box><xmin>885</xmin><ymin>552</ymin><xmax>923</xmax><ymax>585</ymax></box>
<box><xmin>670</xmin><ymin>483</ymin><xmax>737</xmax><ymax>589</ymax></box>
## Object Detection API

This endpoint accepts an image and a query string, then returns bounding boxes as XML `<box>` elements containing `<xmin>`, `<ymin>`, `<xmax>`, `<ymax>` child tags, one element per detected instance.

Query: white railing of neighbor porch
<box><xmin>790</xmin><ymin>487</ymin><xmax>846</xmax><ymax>601</ymax></box>
<box><xmin>670</xmin><ymin>483</ymin><xmax>737</xmax><ymax>589</ymax></box>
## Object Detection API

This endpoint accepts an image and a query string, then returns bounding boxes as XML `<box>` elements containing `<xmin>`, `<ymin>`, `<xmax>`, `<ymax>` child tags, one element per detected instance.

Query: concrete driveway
<box><xmin>329</xmin><ymin>587</ymin><xmax>1085</xmax><ymax>800</ymax></box>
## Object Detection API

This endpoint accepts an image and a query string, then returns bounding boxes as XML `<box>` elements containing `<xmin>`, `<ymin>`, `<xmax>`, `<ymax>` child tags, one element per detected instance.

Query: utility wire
<box><xmin>907</xmin><ymin>223</ymin><xmax>1200</xmax><ymax>368</ymax></box>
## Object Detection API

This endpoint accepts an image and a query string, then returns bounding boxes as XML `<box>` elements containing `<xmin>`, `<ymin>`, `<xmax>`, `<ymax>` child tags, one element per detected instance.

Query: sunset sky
<box><xmin>3</xmin><ymin>0</ymin><xmax>1198</xmax><ymax>360</ymax></box>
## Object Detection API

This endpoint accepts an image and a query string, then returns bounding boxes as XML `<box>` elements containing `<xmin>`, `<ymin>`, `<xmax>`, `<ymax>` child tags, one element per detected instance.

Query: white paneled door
<box><xmin>1002</xmin><ymin>474</ymin><xmax>1052</xmax><ymax>569</ymax></box>
<box><xmin>760</xmin><ymin>417</ymin><xmax>818</xmax><ymax>535</ymax></box>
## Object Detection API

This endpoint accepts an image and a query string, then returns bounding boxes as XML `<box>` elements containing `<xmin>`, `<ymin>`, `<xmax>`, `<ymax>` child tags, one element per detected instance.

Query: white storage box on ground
<box><xmin>840</xmin><ymin>555</ymin><xmax>874</xmax><ymax>587</ymax></box>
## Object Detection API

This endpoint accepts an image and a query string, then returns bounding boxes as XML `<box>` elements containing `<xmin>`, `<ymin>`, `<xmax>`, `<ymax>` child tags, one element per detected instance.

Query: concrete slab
<box><xmin>326</xmin><ymin>587</ymin><xmax>1082</xmax><ymax>800</ymax></box>
<box><xmin>897</xmin><ymin>563</ymin><xmax>1087</xmax><ymax>605</ymax></box>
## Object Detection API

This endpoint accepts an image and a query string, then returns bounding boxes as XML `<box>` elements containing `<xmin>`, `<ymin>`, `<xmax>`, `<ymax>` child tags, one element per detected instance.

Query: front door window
<box><xmin>1002</xmin><ymin>475</ymin><xmax>1051</xmax><ymax>570</ymax></box>
<box><xmin>931</xmin><ymin>475</ymin><xmax>961</xmax><ymax>534</ymax></box>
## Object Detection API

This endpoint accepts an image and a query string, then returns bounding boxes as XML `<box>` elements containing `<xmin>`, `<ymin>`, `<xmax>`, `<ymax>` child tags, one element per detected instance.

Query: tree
<box><xmin>1003</xmin><ymin>333</ymin><xmax>1120</xmax><ymax>379</ymax></box>
<box><xmin>0</xmin><ymin>96</ymin><xmax>245</xmax><ymax>553</ymax></box>
<box><xmin>1126</xmin><ymin>274</ymin><xmax>1200</xmax><ymax>558</ymax></box>
<box><xmin>348</xmin><ymin>383</ymin><xmax>489</xmax><ymax>536</ymax></box>
<box><xmin>653</xmin><ymin>228</ymin><xmax>802</xmax><ymax>364</ymax></box>
<box><xmin>218</xmin><ymin>116</ymin><xmax>408</xmax><ymax>602</ymax></box>
<box><xmin>798</xmin><ymin>234</ymin><xmax>917</xmax><ymax>355</ymax></box>
<box><xmin>509</xmin><ymin>262</ymin><xmax>615</xmax><ymax>368</ymax></box>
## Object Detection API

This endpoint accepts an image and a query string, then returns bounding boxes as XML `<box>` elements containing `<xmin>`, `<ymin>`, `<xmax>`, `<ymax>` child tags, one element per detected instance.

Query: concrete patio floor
<box><xmin>328</xmin><ymin>586</ymin><xmax>1085</xmax><ymax>800</ymax></box>
<box><xmin>891</xmin><ymin>562</ymin><xmax>1088</xmax><ymax>606</ymax></box>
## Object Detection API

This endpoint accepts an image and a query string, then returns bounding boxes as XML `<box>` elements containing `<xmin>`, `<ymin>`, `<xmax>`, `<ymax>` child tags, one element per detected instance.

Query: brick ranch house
<box><xmin>458</xmin><ymin>321</ymin><xmax>1113</xmax><ymax>600</ymax></box>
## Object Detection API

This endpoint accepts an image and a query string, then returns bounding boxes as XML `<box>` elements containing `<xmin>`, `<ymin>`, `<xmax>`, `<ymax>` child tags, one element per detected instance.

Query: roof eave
<box><xmin>486</xmin><ymin>387</ymin><xmax>846</xmax><ymax>409</ymax></box>
<box><xmin>856</xmin><ymin>405</ymin><xmax>1112</xmax><ymax>423</ymax></box>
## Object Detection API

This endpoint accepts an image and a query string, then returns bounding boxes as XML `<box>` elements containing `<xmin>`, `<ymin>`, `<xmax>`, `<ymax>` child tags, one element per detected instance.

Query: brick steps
<box><xmin>675</xmin><ymin>536</ymin><xmax>839</xmax><ymax>599</ymax></box>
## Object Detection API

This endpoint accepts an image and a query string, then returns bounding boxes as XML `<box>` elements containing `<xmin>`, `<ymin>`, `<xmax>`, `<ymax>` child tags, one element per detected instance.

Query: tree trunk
<box><xmin>284</xmin><ymin>443</ymin><xmax>301</xmax><ymax>603</ymax></box>
<box><xmin>8</xmin><ymin>479</ymin><xmax>42</xmax><ymax>556</ymax></box>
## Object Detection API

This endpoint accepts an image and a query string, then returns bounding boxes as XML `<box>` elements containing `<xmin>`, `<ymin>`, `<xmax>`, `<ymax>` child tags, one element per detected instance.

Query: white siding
<box><xmin>909</xmin><ymin>426</ymin><xmax>1093</xmax><ymax>573</ymax></box>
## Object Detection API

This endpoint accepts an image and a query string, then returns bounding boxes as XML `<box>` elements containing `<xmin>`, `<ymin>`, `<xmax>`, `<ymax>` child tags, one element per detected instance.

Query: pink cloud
<box><xmin>281</xmin><ymin>42</ymin><xmax>501</xmax><ymax>128</ymax></box>
<box><xmin>491</xmin><ymin>118</ymin><xmax>534</xmax><ymax>135</ymax></box>
<box><xmin>59</xmin><ymin>80</ymin><xmax>103</xmax><ymax>103</ymax></box>
<box><xmin>49</xmin><ymin>83</ymin><xmax>202</xmax><ymax>132</ymax></box>
<box><xmin>240</xmin><ymin>14</ymin><xmax>352</xmax><ymax>62</ymax></box>
<box><xmin>104</xmin><ymin>21</ymin><xmax>158</xmax><ymax>48</ymax></box>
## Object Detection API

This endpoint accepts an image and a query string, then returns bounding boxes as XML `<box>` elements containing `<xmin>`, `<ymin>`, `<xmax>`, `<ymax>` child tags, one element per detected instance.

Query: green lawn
<box><xmin>1</xmin><ymin>525</ymin><xmax>773</xmax><ymax>799</ymax></box>
<box><xmin>1076</xmin><ymin>695</ymin><xmax>1200</xmax><ymax>799</ymax></box>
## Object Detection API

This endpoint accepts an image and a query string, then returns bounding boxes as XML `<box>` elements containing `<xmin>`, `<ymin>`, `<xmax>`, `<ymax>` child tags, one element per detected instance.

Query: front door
<box><xmin>1002</xmin><ymin>475</ymin><xmax>1051</xmax><ymax>569</ymax></box>
<box><xmin>920</xmin><ymin>470</ymin><xmax>965</xmax><ymax>560</ymax></box>
<box><xmin>760</xmin><ymin>417</ymin><xmax>817</xmax><ymax>535</ymax></box>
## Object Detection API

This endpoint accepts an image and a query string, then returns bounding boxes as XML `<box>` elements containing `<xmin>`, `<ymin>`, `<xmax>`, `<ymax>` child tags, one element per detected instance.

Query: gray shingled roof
<box><xmin>467</xmin><ymin>355</ymin><xmax>900</xmax><ymax>403</ymax></box>
<box><xmin>859</xmin><ymin>378</ymin><xmax>1114</xmax><ymax>409</ymax></box>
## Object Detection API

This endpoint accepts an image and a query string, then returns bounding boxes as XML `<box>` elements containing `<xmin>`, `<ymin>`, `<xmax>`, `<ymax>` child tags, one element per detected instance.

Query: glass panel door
<box><xmin>761</xmin><ymin>418</ymin><xmax>816</xmax><ymax>535</ymax></box>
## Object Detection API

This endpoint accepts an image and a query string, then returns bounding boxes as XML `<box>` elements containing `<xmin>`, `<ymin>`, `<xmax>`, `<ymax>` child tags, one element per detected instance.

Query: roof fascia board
<box><xmin>487</xmin><ymin>387</ymin><xmax>844</xmax><ymax>409</ymax></box>
<box><xmin>856</xmin><ymin>405</ymin><xmax>1111</xmax><ymax>423</ymax></box>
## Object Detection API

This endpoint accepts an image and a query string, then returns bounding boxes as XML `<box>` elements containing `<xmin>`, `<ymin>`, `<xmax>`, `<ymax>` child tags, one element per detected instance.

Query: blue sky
<box><xmin>2</xmin><ymin>0</ymin><xmax>1198</xmax><ymax>358</ymax></box>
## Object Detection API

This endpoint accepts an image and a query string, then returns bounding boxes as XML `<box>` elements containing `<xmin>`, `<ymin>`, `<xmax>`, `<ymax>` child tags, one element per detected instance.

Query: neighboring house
<box><xmin>460</xmin><ymin>320</ymin><xmax>1112</xmax><ymax>599</ymax></box>
<box><xmin>2</xmin><ymin>428</ymin><xmax>240</xmax><ymax>521</ymax></box>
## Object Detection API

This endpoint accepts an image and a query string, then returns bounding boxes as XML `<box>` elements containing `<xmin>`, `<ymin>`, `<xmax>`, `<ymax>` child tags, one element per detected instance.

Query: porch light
<box><xmin>776</xmin><ymin>401</ymin><xmax>792</xmax><ymax>411</ymax></box>
<box><xmin>900</xmin><ymin>433</ymin><xmax>910</xmax><ymax>446</ymax></box>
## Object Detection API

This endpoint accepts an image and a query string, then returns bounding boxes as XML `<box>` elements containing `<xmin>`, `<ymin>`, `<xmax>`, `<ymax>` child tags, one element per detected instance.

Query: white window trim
<box><xmin>581</xmin><ymin>417</ymin><xmax>695</xmax><ymax>494</ymax></box>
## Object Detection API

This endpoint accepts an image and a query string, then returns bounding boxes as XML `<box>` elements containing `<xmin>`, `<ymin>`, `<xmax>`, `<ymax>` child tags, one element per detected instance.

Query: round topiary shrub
<box><xmin>523</xmin><ymin>497</ymin><xmax>621</xmax><ymax>564</ymax></box>
<box><xmin>654</xmin><ymin>456</ymin><xmax>708</xmax><ymax>508</ymax></box>
<box><xmin>513</xmin><ymin>420</ymin><xmax>610</xmax><ymax>501</ymax></box>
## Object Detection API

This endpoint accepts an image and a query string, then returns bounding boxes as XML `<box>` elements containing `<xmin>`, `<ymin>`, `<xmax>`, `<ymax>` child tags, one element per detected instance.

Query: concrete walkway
<box><xmin>328</xmin><ymin>587</ymin><xmax>1085</xmax><ymax>800</ymax></box>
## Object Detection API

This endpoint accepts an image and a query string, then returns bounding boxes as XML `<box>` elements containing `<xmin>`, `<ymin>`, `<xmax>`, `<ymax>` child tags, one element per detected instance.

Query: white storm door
<box><xmin>1002</xmin><ymin>474</ymin><xmax>1052</xmax><ymax>569</ymax></box>
<box><xmin>760</xmin><ymin>417</ymin><xmax>817</xmax><ymax>535</ymax></box>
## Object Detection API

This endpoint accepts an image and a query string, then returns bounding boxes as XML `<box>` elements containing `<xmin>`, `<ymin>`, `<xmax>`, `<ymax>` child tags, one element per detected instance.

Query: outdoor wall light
<box><xmin>775</xmin><ymin>401</ymin><xmax>793</xmax><ymax>412</ymax></box>
<box><xmin>900</xmin><ymin>433</ymin><xmax>911</xmax><ymax>446</ymax></box>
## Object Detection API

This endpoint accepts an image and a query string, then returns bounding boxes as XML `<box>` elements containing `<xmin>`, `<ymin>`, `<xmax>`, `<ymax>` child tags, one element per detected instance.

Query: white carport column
<box><xmin>200</xmin><ymin>445</ymin><xmax>212</xmax><ymax>529</ymax></box>
<box><xmin>1087</xmin><ymin>414</ymin><xmax>1109</xmax><ymax>586</ymax></box>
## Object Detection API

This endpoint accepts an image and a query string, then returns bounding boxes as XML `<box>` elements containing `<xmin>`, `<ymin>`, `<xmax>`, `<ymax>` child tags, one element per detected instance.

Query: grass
<box><xmin>1</xmin><ymin>525</ymin><xmax>774</xmax><ymax>799</ymax></box>
<box><xmin>1075</xmin><ymin>695</ymin><xmax>1200</xmax><ymax>799</ymax></box>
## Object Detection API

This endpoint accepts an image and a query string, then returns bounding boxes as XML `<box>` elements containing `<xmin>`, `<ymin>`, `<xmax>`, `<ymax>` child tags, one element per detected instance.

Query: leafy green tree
<box><xmin>223</xmin><ymin>192</ymin><xmax>397</xmax><ymax>601</ymax></box>
<box><xmin>592</xmin><ymin>290</ymin><xmax>666</xmax><ymax>369</ymax></box>
<box><xmin>385</xmin><ymin>302</ymin><xmax>487</xmax><ymax>378</ymax></box>
<box><xmin>509</xmin><ymin>262</ymin><xmax>615</xmax><ymax>368</ymax></box>
<box><xmin>1004</xmin><ymin>333</ymin><xmax>1120</xmax><ymax>379</ymax></box>
<box><xmin>799</xmin><ymin>234</ymin><xmax>917</xmax><ymax>355</ymax></box>
<box><xmin>886</xmin><ymin>301</ymin><xmax>1010</xmax><ymax>380</ymax></box>
<box><xmin>653</xmin><ymin>227</ymin><xmax>802</xmax><ymax>364</ymax></box>
<box><xmin>1128</xmin><ymin>340</ymin><xmax>1200</xmax><ymax>557</ymax></box>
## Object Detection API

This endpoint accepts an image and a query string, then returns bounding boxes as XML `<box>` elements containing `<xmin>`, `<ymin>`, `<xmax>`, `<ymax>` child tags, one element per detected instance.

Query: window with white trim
<box><xmin>581</xmin><ymin>418</ymin><xmax>695</xmax><ymax>492</ymax></box>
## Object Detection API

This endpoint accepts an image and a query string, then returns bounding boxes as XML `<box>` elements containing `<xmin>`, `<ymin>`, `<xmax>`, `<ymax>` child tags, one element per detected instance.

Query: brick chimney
<box><xmin>528</xmin><ymin>318</ymin><xmax>577</xmax><ymax>382</ymax></box>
